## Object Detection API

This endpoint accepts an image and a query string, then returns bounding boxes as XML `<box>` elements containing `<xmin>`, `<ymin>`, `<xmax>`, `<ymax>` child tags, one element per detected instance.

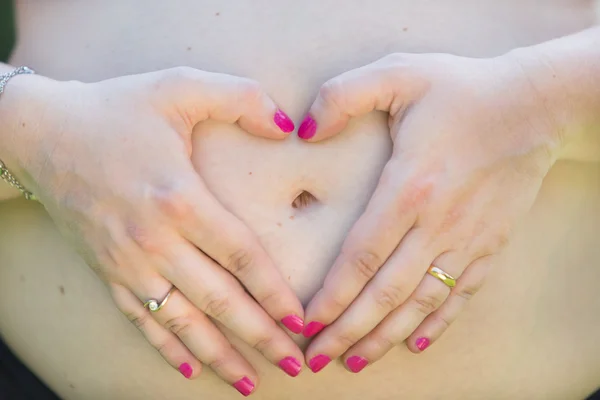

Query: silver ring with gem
<box><xmin>143</xmin><ymin>286</ymin><xmax>176</xmax><ymax>312</ymax></box>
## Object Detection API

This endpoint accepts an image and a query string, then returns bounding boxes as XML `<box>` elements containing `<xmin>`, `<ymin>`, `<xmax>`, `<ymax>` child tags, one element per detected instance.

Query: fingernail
<box><xmin>298</xmin><ymin>115</ymin><xmax>317</xmax><ymax>139</ymax></box>
<box><xmin>281</xmin><ymin>314</ymin><xmax>304</xmax><ymax>334</ymax></box>
<box><xmin>278</xmin><ymin>356</ymin><xmax>302</xmax><ymax>377</ymax></box>
<box><xmin>274</xmin><ymin>109</ymin><xmax>295</xmax><ymax>133</ymax></box>
<box><xmin>303</xmin><ymin>321</ymin><xmax>326</xmax><ymax>338</ymax></box>
<box><xmin>346</xmin><ymin>356</ymin><xmax>368</xmax><ymax>373</ymax></box>
<box><xmin>178</xmin><ymin>362</ymin><xmax>193</xmax><ymax>379</ymax></box>
<box><xmin>233</xmin><ymin>376</ymin><xmax>255</xmax><ymax>397</ymax></box>
<box><xmin>415</xmin><ymin>337</ymin><xmax>430</xmax><ymax>351</ymax></box>
<box><xmin>308</xmin><ymin>354</ymin><xmax>331</xmax><ymax>373</ymax></box>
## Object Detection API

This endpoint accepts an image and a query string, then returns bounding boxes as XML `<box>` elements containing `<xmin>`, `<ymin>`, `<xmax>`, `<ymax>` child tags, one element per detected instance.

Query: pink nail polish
<box><xmin>278</xmin><ymin>356</ymin><xmax>302</xmax><ymax>377</ymax></box>
<box><xmin>274</xmin><ymin>109</ymin><xmax>295</xmax><ymax>133</ymax></box>
<box><xmin>298</xmin><ymin>115</ymin><xmax>317</xmax><ymax>139</ymax></box>
<box><xmin>346</xmin><ymin>356</ymin><xmax>368</xmax><ymax>373</ymax></box>
<box><xmin>308</xmin><ymin>354</ymin><xmax>331</xmax><ymax>373</ymax></box>
<box><xmin>303</xmin><ymin>321</ymin><xmax>326</xmax><ymax>338</ymax></box>
<box><xmin>233</xmin><ymin>376</ymin><xmax>255</xmax><ymax>397</ymax></box>
<box><xmin>281</xmin><ymin>314</ymin><xmax>304</xmax><ymax>334</ymax></box>
<box><xmin>416</xmin><ymin>337</ymin><xmax>430</xmax><ymax>351</ymax></box>
<box><xmin>178</xmin><ymin>362</ymin><xmax>193</xmax><ymax>379</ymax></box>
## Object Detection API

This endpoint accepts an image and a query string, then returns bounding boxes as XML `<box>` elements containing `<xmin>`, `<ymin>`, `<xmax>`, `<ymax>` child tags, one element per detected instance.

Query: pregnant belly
<box><xmin>1</xmin><ymin>161</ymin><xmax>599</xmax><ymax>400</ymax></box>
<box><xmin>191</xmin><ymin>114</ymin><xmax>392</xmax><ymax>305</ymax></box>
<box><xmin>1</xmin><ymin>1</ymin><xmax>600</xmax><ymax>399</ymax></box>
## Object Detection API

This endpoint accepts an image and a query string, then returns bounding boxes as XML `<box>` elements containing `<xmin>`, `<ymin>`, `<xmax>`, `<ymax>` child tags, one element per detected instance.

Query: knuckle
<box><xmin>372</xmin><ymin>332</ymin><xmax>395</xmax><ymax>350</ymax></box>
<box><xmin>496</xmin><ymin>232</ymin><xmax>511</xmax><ymax>250</ymax></box>
<box><xmin>201</xmin><ymin>292</ymin><xmax>232</xmax><ymax>320</ymax></box>
<box><xmin>225</xmin><ymin>249</ymin><xmax>255</xmax><ymax>278</ymax></box>
<box><xmin>164</xmin><ymin>66</ymin><xmax>196</xmax><ymax>82</ymax></box>
<box><xmin>473</xmin><ymin>237</ymin><xmax>507</xmax><ymax>259</ymax></box>
<box><xmin>163</xmin><ymin>315</ymin><xmax>194</xmax><ymax>337</ymax></box>
<box><xmin>126</xmin><ymin>310</ymin><xmax>150</xmax><ymax>330</ymax></box>
<box><xmin>379</xmin><ymin>53</ymin><xmax>414</xmax><ymax>79</ymax></box>
<box><xmin>348</xmin><ymin>251</ymin><xmax>382</xmax><ymax>281</ymax></box>
<box><xmin>380</xmin><ymin>53</ymin><xmax>407</xmax><ymax>66</ymax></box>
<box><xmin>237</xmin><ymin>78</ymin><xmax>263</xmax><ymax>104</ymax></box>
<box><xmin>154</xmin><ymin>339</ymin><xmax>174</xmax><ymax>359</ymax></box>
<box><xmin>151</xmin><ymin>183</ymin><xmax>194</xmax><ymax>222</ymax></box>
<box><xmin>251</xmin><ymin>335</ymin><xmax>275</xmax><ymax>353</ymax></box>
<box><xmin>328</xmin><ymin>289</ymin><xmax>350</xmax><ymax>310</ymax></box>
<box><xmin>373</xmin><ymin>284</ymin><xmax>405</xmax><ymax>312</ymax></box>
<box><xmin>433</xmin><ymin>313</ymin><xmax>452</xmax><ymax>329</ymax></box>
<box><xmin>399</xmin><ymin>175</ymin><xmax>434</xmax><ymax>212</ymax></box>
<box><xmin>154</xmin><ymin>342</ymin><xmax>168</xmax><ymax>357</ymax></box>
<box><xmin>411</xmin><ymin>294</ymin><xmax>444</xmax><ymax>315</ymax></box>
<box><xmin>492</xmin><ymin>224</ymin><xmax>512</xmax><ymax>251</ymax></box>
<box><xmin>470</xmin><ymin>219</ymin><xmax>488</xmax><ymax>239</ymax></box>
<box><xmin>89</xmin><ymin>251</ymin><xmax>114</xmax><ymax>280</ymax></box>
<box><xmin>152</xmin><ymin>67</ymin><xmax>199</xmax><ymax>92</ymax></box>
<box><xmin>472</xmin><ymin>222</ymin><xmax>512</xmax><ymax>255</ymax></box>
<box><xmin>317</xmin><ymin>284</ymin><xmax>349</xmax><ymax>312</ymax></box>
<box><xmin>439</xmin><ymin>206</ymin><xmax>464</xmax><ymax>233</ymax></box>
<box><xmin>125</xmin><ymin>222</ymin><xmax>162</xmax><ymax>253</ymax></box>
<box><xmin>319</xmin><ymin>78</ymin><xmax>345</xmax><ymax>109</ymax></box>
<box><xmin>334</xmin><ymin>331</ymin><xmax>360</xmax><ymax>348</ymax></box>
<box><xmin>206</xmin><ymin>350</ymin><xmax>234</xmax><ymax>372</ymax></box>
<box><xmin>254</xmin><ymin>290</ymin><xmax>280</xmax><ymax>309</ymax></box>
<box><xmin>455</xmin><ymin>283</ymin><xmax>481</xmax><ymax>301</ymax></box>
<box><xmin>484</xmin><ymin>235</ymin><xmax>509</xmax><ymax>255</ymax></box>
<box><xmin>95</xmin><ymin>248</ymin><xmax>117</xmax><ymax>268</ymax></box>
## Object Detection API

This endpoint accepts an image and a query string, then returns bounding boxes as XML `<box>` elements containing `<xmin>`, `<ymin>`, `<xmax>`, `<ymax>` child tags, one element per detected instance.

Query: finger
<box><xmin>297</xmin><ymin>54</ymin><xmax>424</xmax><ymax>141</ymax></box>
<box><xmin>303</xmin><ymin>172</ymin><xmax>423</xmax><ymax>338</ymax></box>
<box><xmin>140</xmin><ymin>285</ymin><xmax>261</xmax><ymax>387</ymax></box>
<box><xmin>151</xmin><ymin>67</ymin><xmax>295</xmax><ymax>139</ymax></box>
<box><xmin>406</xmin><ymin>255</ymin><xmax>494</xmax><ymax>353</ymax></box>
<box><xmin>161</xmin><ymin>239</ymin><xmax>304</xmax><ymax>377</ymax></box>
<box><xmin>339</xmin><ymin>253</ymin><xmax>468</xmax><ymax>372</ymax></box>
<box><xmin>153</xmin><ymin>176</ymin><xmax>305</xmax><ymax>335</ymax></box>
<box><xmin>304</xmin><ymin>229</ymin><xmax>435</xmax><ymax>372</ymax></box>
<box><xmin>110</xmin><ymin>283</ymin><xmax>203</xmax><ymax>380</ymax></box>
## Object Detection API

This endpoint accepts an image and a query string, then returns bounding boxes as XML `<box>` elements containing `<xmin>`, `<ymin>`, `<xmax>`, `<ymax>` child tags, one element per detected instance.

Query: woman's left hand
<box><xmin>299</xmin><ymin>51</ymin><xmax>563</xmax><ymax>372</ymax></box>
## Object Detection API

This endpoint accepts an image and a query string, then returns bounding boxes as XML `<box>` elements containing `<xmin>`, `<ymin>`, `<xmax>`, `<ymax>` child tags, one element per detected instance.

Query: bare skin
<box><xmin>302</xmin><ymin>28</ymin><xmax>600</xmax><ymax>371</ymax></box>
<box><xmin>0</xmin><ymin>1</ymin><xmax>599</xmax><ymax>399</ymax></box>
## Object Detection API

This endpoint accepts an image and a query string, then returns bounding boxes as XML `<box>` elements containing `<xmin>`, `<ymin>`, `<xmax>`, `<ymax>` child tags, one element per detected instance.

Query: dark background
<box><xmin>1</xmin><ymin>0</ymin><xmax>15</xmax><ymax>62</ymax></box>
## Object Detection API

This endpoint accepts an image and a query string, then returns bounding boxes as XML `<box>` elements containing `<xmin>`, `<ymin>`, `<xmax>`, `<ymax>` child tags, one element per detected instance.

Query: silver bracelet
<box><xmin>0</xmin><ymin>66</ymin><xmax>38</xmax><ymax>201</ymax></box>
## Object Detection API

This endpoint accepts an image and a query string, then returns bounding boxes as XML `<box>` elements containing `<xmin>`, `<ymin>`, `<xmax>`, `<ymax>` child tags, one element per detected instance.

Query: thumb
<box><xmin>298</xmin><ymin>54</ymin><xmax>424</xmax><ymax>142</ymax></box>
<box><xmin>151</xmin><ymin>67</ymin><xmax>295</xmax><ymax>139</ymax></box>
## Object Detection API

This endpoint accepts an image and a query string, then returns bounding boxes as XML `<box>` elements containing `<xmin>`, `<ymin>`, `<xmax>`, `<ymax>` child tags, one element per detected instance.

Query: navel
<box><xmin>291</xmin><ymin>190</ymin><xmax>318</xmax><ymax>210</ymax></box>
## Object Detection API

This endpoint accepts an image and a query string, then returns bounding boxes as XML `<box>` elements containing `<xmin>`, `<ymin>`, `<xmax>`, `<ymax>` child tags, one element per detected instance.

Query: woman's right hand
<box><xmin>0</xmin><ymin>67</ymin><xmax>304</xmax><ymax>395</ymax></box>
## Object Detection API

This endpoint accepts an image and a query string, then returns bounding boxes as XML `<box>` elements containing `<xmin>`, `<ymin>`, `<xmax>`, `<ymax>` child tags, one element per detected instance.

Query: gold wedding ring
<box><xmin>143</xmin><ymin>286</ymin><xmax>176</xmax><ymax>312</ymax></box>
<box><xmin>427</xmin><ymin>266</ymin><xmax>456</xmax><ymax>288</ymax></box>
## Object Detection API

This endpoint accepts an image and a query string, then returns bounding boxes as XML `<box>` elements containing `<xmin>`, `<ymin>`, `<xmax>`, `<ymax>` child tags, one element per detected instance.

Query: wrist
<box><xmin>501</xmin><ymin>30</ymin><xmax>600</xmax><ymax>162</ymax></box>
<box><xmin>0</xmin><ymin>72</ymin><xmax>59</xmax><ymax>178</ymax></box>
<box><xmin>485</xmin><ymin>48</ymin><xmax>566</xmax><ymax>166</ymax></box>
<box><xmin>501</xmin><ymin>47</ymin><xmax>570</xmax><ymax>150</ymax></box>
